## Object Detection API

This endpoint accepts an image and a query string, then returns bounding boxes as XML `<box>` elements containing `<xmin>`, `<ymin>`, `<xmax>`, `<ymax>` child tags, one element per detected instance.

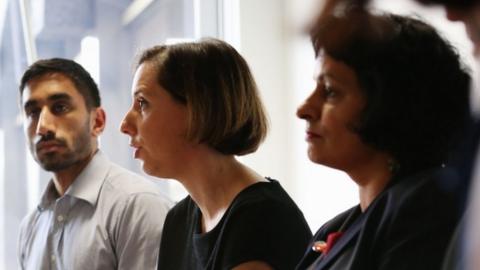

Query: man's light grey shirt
<box><xmin>17</xmin><ymin>151</ymin><xmax>173</xmax><ymax>270</ymax></box>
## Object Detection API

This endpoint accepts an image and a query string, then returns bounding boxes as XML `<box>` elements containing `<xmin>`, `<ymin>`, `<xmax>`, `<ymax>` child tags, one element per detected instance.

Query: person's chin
<box><xmin>36</xmin><ymin>153</ymin><xmax>59</xmax><ymax>166</ymax></box>
<box><xmin>140</xmin><ymin>160</ymin><xmax>151</xmax><ymax>173</ymax></box>
<box><xmin>141</xmin><ymin>161</ymin><xmax>159</xmax><ymax>177</ymax></box>
<box><xmin>38</xmin><ymin>157</ymin><xmax>70</xmax><ymax>172</ymax></box>
<box><xmin>307</xmin><ymin>149</ymin><xmax>323</xmax><ymax>164</ymax></box>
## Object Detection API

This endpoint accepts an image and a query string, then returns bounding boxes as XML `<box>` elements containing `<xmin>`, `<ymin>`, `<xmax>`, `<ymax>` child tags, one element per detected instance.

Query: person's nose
<box><xmin>120</xmin><ymin>110</ymin><xmax>136</xmax><ymax>137</ymax></box>
<box><xmin>36</xmin><ymin>107</ymin><xmax>55</xmax><ymax>137</ymax></box>
<box><xmin>296</xmin><ymin>89</ymin><xmax>322</xmax><ymax>121</ymax></box>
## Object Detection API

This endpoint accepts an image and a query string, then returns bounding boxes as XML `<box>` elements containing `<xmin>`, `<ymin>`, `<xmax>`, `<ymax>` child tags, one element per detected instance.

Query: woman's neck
<box><xmin>177</xmin><ymin>149</ymin><xmax>264</xmax><ymax>232</ymax></box>
<box><xmin>347</xmin><ymin>153</ymin><xmax>393</xmax><ymax>211</ymax></box>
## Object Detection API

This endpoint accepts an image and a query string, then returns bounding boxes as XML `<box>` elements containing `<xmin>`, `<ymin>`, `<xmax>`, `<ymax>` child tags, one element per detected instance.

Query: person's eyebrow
<box><xmin>320</xmin><ymin>72</ymin><xmax>341</xmax><ymax>82</ymax></box>
<box><xmin>48</xmin><ymin>93</ymin><xmax>73</xmax><ymax>102</ymax></box>
<box><xmin>23</xmin><ymin>93</ymin><xmax>72</xmax><ymax>110</ymax></box>
<box><xmin>134</xmin><ymin>88</ymin><xmax>155</xmax><ymax>99</ymax></box>
<box><xmin>133</xmin><ymin>89</ymin><xmax>143</xmax><ymax>98</ymax></box>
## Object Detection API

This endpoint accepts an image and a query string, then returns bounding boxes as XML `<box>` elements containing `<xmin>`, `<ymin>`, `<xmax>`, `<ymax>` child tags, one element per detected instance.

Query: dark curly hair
<box><xmin>310</xmin><ymin>10</ymin><xmax>471</xmax><ymax>174</ymax></box>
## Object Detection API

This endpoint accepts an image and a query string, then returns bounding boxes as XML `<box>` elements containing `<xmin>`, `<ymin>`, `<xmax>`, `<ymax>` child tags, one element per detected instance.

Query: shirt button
<box><xmin>57</xmin><ymin>215</ymin><xmax>64</xmax><ymax>222</ymax></box>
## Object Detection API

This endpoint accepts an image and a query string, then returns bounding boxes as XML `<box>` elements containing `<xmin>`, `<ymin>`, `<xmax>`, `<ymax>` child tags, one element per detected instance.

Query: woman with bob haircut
<box><xmin>295</xmin><ymin>7</ymin><xmax>471</xmax><ymax>270</ymax></box>
<box><xmin>120</xmin><ymin>38</ymin><xmax>312</xmax><ymax>270</ymax></box>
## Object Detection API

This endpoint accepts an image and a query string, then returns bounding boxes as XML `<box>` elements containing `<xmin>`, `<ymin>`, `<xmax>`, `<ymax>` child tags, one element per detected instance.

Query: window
<box><xmin>0</xmin><ymin>0</ymin><xmax>221</xmax><ymax>268</ymax></box>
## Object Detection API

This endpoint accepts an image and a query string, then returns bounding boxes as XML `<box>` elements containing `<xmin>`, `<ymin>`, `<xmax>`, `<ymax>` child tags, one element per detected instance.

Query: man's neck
<box><xmin>52</xmin><ymin>150</ymin><xmax>97</xmax><ymax>196</ymax></box>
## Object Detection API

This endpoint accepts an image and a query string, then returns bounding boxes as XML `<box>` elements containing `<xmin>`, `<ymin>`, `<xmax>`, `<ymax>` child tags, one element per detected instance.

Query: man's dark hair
<box><xmin>19</xmin><ymin>58</ymin><xmax>101</xmax><ymax>108</ymax></box>
<box><xmin>311</xmin><ymin>11</ymin><xmax>471</xmax><ymax>175</ymax></box>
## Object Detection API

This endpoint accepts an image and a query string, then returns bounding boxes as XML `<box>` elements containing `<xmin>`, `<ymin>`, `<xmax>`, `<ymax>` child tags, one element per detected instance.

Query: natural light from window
<box><xmin>0</xmin><ymin>130</ymin><xmax>4</xmax><ymax>268</ymax></box>
<box><xmin>75</xmin><ymin>36</ymin><xmax>100</xmax><ymax>84</ymax></box>
<box><xmin>26</xmin><ymin>147</ymin><xmax>39</xmax><ymax>212</ymax></box>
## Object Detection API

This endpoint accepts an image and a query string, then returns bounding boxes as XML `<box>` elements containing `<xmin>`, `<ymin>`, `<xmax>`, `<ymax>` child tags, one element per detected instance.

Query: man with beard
<box><xmin>17</xmin><ymin>58</ymin><xmax>172</xmax><ymax>270</ymax></box>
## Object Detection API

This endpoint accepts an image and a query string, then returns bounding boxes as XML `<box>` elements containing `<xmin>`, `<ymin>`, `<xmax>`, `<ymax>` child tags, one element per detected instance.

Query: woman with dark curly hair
<box><xmin>295</xmin><ymin>8</ymin><xmax>471</xmax><ymax>270</ymax></box>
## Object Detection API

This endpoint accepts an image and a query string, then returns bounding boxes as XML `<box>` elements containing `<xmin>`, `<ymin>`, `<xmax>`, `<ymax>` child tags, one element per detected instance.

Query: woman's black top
<box><xmin>158</xmin><ymin>178</ymin><xmax>312</xmax><ymax>270</ymax></box>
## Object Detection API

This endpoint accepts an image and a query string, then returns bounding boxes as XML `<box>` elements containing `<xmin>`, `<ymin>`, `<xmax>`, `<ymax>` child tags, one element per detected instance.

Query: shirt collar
<box><xmin>65</xmin><ymin>150</ymin><xmax>110</xmax><ymax>206</ymax></box>
<box><xmin>38</xmin><ymin>181</ymin><xmax>60</xmax><ymax>211</ymax></box>
<box><xmin>37</xmin><ymin>151</ymin><xmax>110</xmax><ymax>210</ymax></box>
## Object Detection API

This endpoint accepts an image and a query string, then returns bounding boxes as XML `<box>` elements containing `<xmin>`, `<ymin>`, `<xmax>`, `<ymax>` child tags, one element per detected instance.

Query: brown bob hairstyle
<box><xmin>136</xmin><ymin>38</ymin><xmax>268</xmax><ymax>156</ymax></box>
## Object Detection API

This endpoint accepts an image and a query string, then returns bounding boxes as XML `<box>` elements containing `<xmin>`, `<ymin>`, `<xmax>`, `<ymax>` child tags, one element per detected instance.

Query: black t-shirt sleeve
<box><xmin>218</xmin><ymin>200</ymin><xmax>312</xmax><ymax>270</ymax></box>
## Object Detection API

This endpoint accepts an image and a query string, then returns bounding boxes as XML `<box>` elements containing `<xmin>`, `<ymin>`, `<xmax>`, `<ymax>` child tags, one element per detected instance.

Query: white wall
<box><xmin>235</xmin><ymin>0</ymin><xmax>357</xmax><ymax>230</ymax></box>
<box><xmin>234</xmin><ymin>0</ymin><xmax>291</xmax><ymax>190</ymax></box>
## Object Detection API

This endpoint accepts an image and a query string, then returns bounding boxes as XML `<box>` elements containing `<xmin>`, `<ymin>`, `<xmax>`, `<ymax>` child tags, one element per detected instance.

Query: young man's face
<box><xmin>21</xmin><ymin>73</ymin><xmax>97</xmax><ymax>172</ymax></box>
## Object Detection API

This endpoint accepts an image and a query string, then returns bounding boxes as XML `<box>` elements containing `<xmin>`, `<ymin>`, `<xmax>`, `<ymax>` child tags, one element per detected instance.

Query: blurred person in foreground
<box><xmin>414</xmin><ymin>0</ymin><xmax>480</xmax><ymax>269</ymax></box>
<box><xmin>120</xmin><ymin>38</ymin><xmax>312</xmax><ymax>270</ymax></box>
<box><xmin>17</xmin><ymin>58</ymin><xmax>172</xmax><ymax>270</ymax></box>
<box><xmin>295</xmin><ymin>6</ymin><xmax>471</xmax><ymax>269</ymax></box>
